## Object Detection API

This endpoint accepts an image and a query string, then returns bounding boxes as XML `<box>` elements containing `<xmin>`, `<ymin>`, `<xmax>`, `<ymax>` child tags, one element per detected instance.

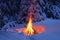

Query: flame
<box><xmin>24</xmin><ymin>16</ymin><xmax>34</xmax><ymax>36</ymax></box>
<box><xmin>7</xmin><ymin>15</ymin><xmax>45</xmax><ymax>36</ymax></box>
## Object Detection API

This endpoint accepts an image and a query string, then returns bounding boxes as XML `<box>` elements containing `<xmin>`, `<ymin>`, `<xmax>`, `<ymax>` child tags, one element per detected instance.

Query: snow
<box><xmin>0</xmin><ymin>19</ymin><xmax>60</xmax><ymax>40</ymax></box>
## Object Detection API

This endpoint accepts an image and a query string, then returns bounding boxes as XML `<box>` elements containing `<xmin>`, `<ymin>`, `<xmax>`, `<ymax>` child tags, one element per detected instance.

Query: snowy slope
<box><xmin>0</xmin><ymin>19</ymin><xmax>60</xmax><ymax>40</ymax></box>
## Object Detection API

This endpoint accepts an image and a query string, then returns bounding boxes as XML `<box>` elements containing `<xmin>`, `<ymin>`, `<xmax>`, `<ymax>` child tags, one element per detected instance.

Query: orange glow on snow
<box><xmin>34</xmin><ymin>26</ymin><xmax>45</xmax><ymax>34</ymax></box>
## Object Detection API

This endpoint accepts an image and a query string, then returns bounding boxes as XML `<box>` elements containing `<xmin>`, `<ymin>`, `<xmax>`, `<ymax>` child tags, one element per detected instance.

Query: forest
<box><xmin>0</xmin><ymin>0</ymin><xmax>60</xmax><ymax>30</ymax></box>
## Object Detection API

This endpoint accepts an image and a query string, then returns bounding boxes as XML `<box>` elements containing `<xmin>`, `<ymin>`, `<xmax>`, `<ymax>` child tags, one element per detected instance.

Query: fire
<box><xmin>7</xmin><ymin>16</ymin><xmax>45</xmax><ymax>36</ymax></box>
<box><xmin>8</xmin><ymin>16</ymin><xmax>45</xmax><ymax>36</ymax></box>
<box><xmin>24</xmin><ymin>16</ymin><xmax>34</xmax><ymax>36</ymax></box>
<box><xmin>15</xmin><ymin>16</ymin><xmax>45</xmax><ymax>36</ymax></box>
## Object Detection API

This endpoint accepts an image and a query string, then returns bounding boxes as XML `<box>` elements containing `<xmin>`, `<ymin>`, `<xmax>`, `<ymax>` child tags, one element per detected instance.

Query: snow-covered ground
<box><xmin>0</xmin><ymin>19</ymin><xmax>60</xmax><ymax>40</ymax></box>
